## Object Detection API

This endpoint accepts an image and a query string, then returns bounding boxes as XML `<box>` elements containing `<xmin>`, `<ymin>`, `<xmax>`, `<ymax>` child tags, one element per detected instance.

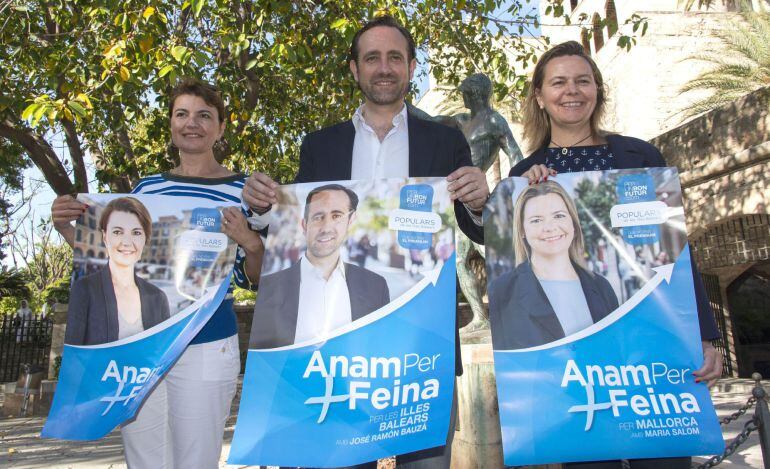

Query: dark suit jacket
<box><xmin>65</xmin><ymin>265</ymin><xmax>170</xmax><ymax>345</ymax></box>
<box><xmin>295</xmin><ymin>109</ymin><xmax>478</xmax><ymax>374</ymax></box>
<box><xmin>249</xmin><ymin>261</ymin><xmax>390</xmax><ymax>348</ymax></box>
<box><xmin>508</xmin><ymin>134</ymin><xmax>720</xmax><ymax>340</ymax></box>
<box><xmin>295</xmin><ymin>110</ymin><xmax>484</xmax><ymax>244</ymax></box>
<box><xmin>489</xmin><ymin>261</ymin><xmax>619</xmax><ymax>349</ymax></box>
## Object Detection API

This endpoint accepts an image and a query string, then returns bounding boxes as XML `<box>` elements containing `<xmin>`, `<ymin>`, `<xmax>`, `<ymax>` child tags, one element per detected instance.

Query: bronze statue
<box><xmin>422</xmin><ymin>74</ymin><xmax>524</xmax><ymax>334</ymax></box>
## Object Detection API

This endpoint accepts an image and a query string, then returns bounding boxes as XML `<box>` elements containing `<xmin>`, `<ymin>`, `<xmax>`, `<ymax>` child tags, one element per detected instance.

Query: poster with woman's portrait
<box><xmin>43</xmin><ymin>194</ymin><xmax>239</xmax><ymax>440</ymax></box>
<box><xmin>230</xmin><ymin>177</ymin><xmax>458</xmax><ymax>468</ymax></box>
<box><xmin>485</xmin><ymin>168</ymin><xmax>723</xmax><ymax>465</ymax></box>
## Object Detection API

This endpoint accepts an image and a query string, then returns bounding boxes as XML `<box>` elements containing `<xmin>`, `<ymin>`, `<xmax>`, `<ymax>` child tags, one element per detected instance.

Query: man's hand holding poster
<box><xmin>485</xmin><ymin>168</ymin><xmax>723</xmax><ymax>466</ymax></box>
<box><xmin>42</xmin><ymin>194</ymin><xmax>239</xmax><ymax>440</ymax></box>
<box><xmin>229</xmin><ymin>178</ymin><xmax>457</xmax><ymax>468</ymax></box>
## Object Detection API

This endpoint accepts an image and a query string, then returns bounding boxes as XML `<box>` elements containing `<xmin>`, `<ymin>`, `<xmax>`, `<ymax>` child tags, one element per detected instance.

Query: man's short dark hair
<box><xmin>350</xmin><ymin>15</ymin><xmax>416</xmax><ymax>63</ymax></box>
<box><xmin>304</xmin><ymin>184</ymin><xmax>360</xmax><ymax>220</ymax></box>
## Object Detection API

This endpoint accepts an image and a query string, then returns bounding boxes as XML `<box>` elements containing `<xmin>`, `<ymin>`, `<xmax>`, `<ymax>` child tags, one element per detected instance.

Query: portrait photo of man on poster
<box><xmin>250</xmin><ymin>183</ymin><xmax>390</xmax><ymax>348</ymax></box>
<box><xmin>249</xmin><ymin>178</ymin><xmax>456</xmax><ymax>349</ymax></box>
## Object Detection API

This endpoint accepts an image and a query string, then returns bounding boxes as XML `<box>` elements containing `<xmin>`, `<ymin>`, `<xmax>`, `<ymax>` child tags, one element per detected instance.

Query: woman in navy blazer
<box><xmin>489</xmin><ymin>180</ymin><xmax>618</xmax><ymax>349</ymax></box>
<box><xmin>65</xmin><ymin>197</ymin><xmax>169</xmax><ymax>346</ymax></box>
<box><xmin>504</xmin><ymin>40</ymin><xmax>721</xmax><ymax>469</ymax></box>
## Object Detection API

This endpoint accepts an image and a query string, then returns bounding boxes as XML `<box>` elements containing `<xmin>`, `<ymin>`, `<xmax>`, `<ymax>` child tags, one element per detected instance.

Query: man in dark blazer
<box><xmin>249</xmin><ymin>184</ymin><xmax>390</xmax><ymax>349</ymax></box>
<box><xmin>243</xmin><ymin>15</ymin><xmax>488</xmax><ymax>469</ymax></box>
<box><xmin>243</xmin><ymin>19</ymin><xmax>488</xmax><ymax>245</ymax></box>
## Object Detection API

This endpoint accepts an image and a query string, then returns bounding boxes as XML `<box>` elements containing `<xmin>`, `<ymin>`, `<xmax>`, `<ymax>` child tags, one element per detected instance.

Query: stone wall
<box><xmin>650</xmin><ymin>86</ymin><xmax>770</xmax><ymax>238</ymax></box>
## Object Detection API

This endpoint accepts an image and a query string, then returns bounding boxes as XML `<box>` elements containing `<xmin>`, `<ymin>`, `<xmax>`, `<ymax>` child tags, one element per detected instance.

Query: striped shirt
<box><xmin>132</xmin><ymin>172</ymin><xmax>257</xmax><ymax>344</ymax></box>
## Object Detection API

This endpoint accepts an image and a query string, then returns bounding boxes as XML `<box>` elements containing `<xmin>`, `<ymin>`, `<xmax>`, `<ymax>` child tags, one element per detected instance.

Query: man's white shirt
<box><xmin>295</xmin><ymin>255</ymin><xmax>352</xmax><ymax>344</ymax></box>
<box><xmin>351</xmin><ymin>104</ymin><xmax>409</xmax><ymax>179</ymax></box>
<box><xmin>351</xmin><ymin>103</ymin><xmax>482</xmax><ymax>225</ymax></box>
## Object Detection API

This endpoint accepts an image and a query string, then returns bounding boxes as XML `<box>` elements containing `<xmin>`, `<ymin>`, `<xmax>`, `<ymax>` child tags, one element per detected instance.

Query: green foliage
<box><xmin>680</xmin><ymin>7</ymin><xmax>770</xmax><ymax>118</ymax></box>
<box><xmin>0</xmin><ymin>268</ymin><xmax>31</xmax><ymax>301</ymax></box>
<box><xmin>52</xmin><ymin>356</ymin><xmax>63</xmax><ymax>380</ymax></box>
<box><xmin>25</xmin><ymin>238</ymin><xmax>73</xmax><ymax>293</ymax></box>
<box><xmin>43</xmin><ymin>277</ymin><xmax>71</xmax><ymax>304</ymax></box>
<box><xmin>232</xmin><ymin>287</ymin><xmax>256</xmax><ymax>305</ymax></box>
<box><xmin>0</xmin><ymin>297</ymin><xmax>22</xmax><ymax>315</ymax></box>
<box><xmin>678</xmin><ymin>0</ymin><xmax>720</xmax><ymax>10</ymax></box>
<box><xmin>355</xmin><ymin>197</ymin><xmax>390</xmax><ymax>232</ymax></box>
<box><xmin>0</xmin><ymin>0</ymin><xmax>551</xmax><ymax>193</ymax></box>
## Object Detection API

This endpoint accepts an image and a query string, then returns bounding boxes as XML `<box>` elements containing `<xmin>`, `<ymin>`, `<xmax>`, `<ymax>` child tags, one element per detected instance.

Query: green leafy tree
<box><xmin>42</xmin><ymin>276</ymin><xmax>71</xmax><ymax>304</ymax></box>
<box><xmin>0</xmin><ymin>268</ymin><xmax>31</xmax><ymax>300</ymax></box>
<box><xmin>0</xmin><ymin>0</ymin><xmax>545</xmax><ymax>195</ymax></box>
<box><xmin>680</xmin><ymin>6</ymin><xmax>770</xmax><ymax>118</ymax></box>
<box><xmin>1</xmin><ymin>1</ymin><xmax>650</xmax><ymax>196</ymax></box>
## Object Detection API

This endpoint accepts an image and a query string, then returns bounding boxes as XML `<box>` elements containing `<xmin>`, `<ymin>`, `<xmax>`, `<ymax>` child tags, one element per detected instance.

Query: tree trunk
<box><xmin>0</xmin><ymin>119</ymin><xmax>74</xmax><ymax>195</ymax></box>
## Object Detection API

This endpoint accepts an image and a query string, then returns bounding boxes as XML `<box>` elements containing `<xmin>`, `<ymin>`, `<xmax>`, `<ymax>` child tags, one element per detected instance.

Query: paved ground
<box><xmin>0</xmin><ymin>379</ymin><xmax>765</xmax><ymax>468</ymax></box>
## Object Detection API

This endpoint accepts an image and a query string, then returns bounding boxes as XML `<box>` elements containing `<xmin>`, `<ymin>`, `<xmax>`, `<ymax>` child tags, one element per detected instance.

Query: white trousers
<box><xmin>121</xmin><ymin>334</ymin><xmax>241</xmax><ymax>469</ymax></box>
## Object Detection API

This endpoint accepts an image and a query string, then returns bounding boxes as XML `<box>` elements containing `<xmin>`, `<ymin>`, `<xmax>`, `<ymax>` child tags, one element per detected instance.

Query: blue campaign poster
<box><xmin>42</xmin><ymin>194</ymin><xmax>238</xmax><ymax>440</ymax></box>
<box><xmin>229</xmin><ymin>178</ymin><xmax>457</xmax><ymax>468</ymax></box>
<box><xmin>485</xmin><ymin>168</ymin><xmax>724</xmax><ymax>466</ymax></box>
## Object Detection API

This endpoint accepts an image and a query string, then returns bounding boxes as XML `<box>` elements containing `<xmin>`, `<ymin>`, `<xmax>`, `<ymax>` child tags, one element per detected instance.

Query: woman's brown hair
<box><xmin>99</xmin><ymin>197</ymin><xmax>153</xmax><ymax>243</ymax></box>
<box><xmin>169</xmin><ymin>77</ymin><xmax>226</xmax><ymax>123</ymax></box>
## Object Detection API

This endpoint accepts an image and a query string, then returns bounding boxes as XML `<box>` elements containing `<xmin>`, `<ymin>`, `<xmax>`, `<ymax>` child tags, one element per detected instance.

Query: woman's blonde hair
<box><xmin>522</xmin><ymin>41</ymin><xmax>608</xmax><ymax>152</ymax></box>
<box><xmin>512</xmin><ymin>180</ymin><xmax>586</xmax><ymax>269</ymax></box>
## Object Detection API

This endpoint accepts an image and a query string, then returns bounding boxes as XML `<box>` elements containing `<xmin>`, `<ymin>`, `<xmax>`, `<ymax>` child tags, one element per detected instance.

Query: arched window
<box><xmin>592</xmin><ymin>13</ymin><xmax>604</xmax><ymax>52</ymax></box>
<box><xmin>581</xmin><ymin>29</ymin><xmax>591</xmax><ymax>55</ymax></box>
<box><xmin>605</xmin><ymin>0</ymin><xmax>619</xmax><ymax>38</ymax></box>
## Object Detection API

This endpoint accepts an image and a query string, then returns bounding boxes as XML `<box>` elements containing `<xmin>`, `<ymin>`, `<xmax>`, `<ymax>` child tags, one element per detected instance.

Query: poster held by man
<box><xmin>229</xmin><ymin>177</ymin><xmax>458</xmax><ymax>468</ymax></box>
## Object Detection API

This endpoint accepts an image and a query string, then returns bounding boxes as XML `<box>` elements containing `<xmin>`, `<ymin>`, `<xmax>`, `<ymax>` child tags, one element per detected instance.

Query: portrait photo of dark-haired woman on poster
<box><xmin>65</xmin><ymin>196</ymin><xmax>169</xmax><ymax>346</ymax></box>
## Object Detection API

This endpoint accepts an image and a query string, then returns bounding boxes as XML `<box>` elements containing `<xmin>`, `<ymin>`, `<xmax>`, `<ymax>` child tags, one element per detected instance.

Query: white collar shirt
<box><xmin>351</xmin><ymin>103</ymin><xmax>410</xmax><ymax>179</ymax></box>
<box><xmin>295</xmin><ymin>255</ymin><xmax>352</xmax><ymax>344</ymax></box>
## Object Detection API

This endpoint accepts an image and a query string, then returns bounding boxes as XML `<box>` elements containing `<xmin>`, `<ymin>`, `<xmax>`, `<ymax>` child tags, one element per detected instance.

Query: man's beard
<box><xmin>359</xmin><ymin>74</ymin><xmax>409</xmax><ymax>106</ymax></box>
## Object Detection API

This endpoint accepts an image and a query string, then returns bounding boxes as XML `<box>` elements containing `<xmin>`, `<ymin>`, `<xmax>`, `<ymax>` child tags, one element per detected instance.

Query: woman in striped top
<box><xmin>52</xmin><ymin>78</ymin><xmax>263</xmax><ymax>468</ymax></box>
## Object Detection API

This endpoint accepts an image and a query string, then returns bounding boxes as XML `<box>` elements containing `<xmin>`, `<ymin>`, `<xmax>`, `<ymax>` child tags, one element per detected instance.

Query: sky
<box><xmin>4</xmin><ymin>0</ymin><xmax>541</xmax><ymax>269</ymax></box>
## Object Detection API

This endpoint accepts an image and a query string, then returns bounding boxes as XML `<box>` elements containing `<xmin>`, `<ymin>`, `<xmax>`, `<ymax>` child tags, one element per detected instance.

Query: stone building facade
<box><xmin>652</xmin><ymin>87</ymin><xmax>770</xmax><ymax>378</ymax></box>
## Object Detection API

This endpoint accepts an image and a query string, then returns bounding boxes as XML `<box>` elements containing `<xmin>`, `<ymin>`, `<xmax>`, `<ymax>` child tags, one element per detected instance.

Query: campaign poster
<box><xmin>485</xmin><ymin>168</ymin><xmax>724</xmax><ymax>465</ymax></box>
<box><xmin>229</xmin><ymin>178</ymin><xmax>457</xmax><ymax>468</ymax></box>
<box><xmin>42</xmin><ymin>194</ymin><xmax>238</xmax><ymax>440</ymax></box>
